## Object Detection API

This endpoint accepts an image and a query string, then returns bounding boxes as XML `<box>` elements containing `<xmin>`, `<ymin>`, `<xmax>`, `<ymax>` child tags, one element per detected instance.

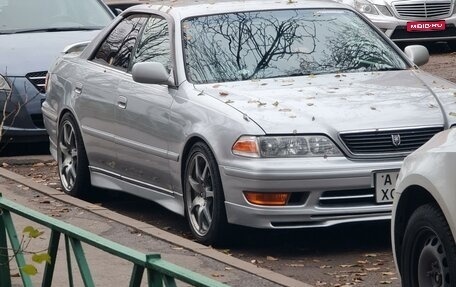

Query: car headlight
<box><xmin>354</xmin><ymin>0</ymin><xmax>379</xmax><ymax>15</ymax></box>
<box><xmin>0</xmin><ymin>75</ymin><xmax>11</xmax><ymax>93</ymax></box>
<box><xmin>232</xmin><ymin>135</ymin><xmax>343</xmax><ymax>158</ymax></box>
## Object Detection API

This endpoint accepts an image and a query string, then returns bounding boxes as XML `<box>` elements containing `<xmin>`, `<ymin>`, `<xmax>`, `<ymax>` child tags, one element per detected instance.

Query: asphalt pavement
<box><xmin>0</xmin><ymin>160</ymin><xmax>310</xmax><ymax>287</ymax></box>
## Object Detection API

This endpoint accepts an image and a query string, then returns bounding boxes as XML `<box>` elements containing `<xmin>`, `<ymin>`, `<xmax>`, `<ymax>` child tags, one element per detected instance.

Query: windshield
<box><xmin>0</xmin><ymin>0</ymin><xmax>112</xmax><ymax>33</ymax></box>
<box><xmin>182</xmin><ymin>9</ymin><xmax>408</xmax><ymax>84</ymax></box>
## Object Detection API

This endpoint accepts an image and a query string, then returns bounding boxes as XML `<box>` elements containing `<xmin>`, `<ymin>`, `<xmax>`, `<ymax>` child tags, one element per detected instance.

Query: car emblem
<box><xmin>391</xmin><ymin>134</ymin><xmax>401</xmax><ymax>147</ymax></box>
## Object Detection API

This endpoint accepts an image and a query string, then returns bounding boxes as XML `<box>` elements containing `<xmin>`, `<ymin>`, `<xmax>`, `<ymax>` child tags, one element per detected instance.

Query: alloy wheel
<box><xmin>185</xmin><ymin>153</ymin><xmax>215</xmax><ymax>237</ymax></box>
<box><xmin>59</xmin><ymin>120</ymin><xmax>78</xmax><ymax>191</ymax></box>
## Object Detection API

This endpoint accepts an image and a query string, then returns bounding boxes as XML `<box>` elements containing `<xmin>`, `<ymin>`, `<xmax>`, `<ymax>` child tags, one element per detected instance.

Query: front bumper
<box><xmin>220</xmin><ymin>157</ymin><xmax>401</xmax><ymax>228</ymax></box>
<box><xmin>367</xmin><ymin>13</ymin><xmax>456</xmax><ymax>42</ymax></box>
<box><xmin>0</xmin><ymin>76</ymin><xmax>47</xmax><ymax>143</ymax></box>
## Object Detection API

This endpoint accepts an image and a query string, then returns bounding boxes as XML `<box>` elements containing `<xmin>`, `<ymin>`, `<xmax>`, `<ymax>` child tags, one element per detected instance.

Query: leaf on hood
<box><xmin>224</xmin><ymin>100</ymin><xmax>234</xmax><ymax>104</ymax></box>
<box><xmin>449</xmin><ymin>112</ymin><xmax>456</xmax><ymax>117</ymax></box>
<box><xmin>212</xmin><ymin>84</ymin><xmax>221</xmax><ymax>88</ymax></box>
<box><xmin>279</xmin><ymin>108</ymin><xmax>292</xmax><ymax>112</ymax></box>
<box><xmin>272</xmin><ymin>101</ymin><xmax>279</xmax><ymax>107</ymax></box>
<box><xmin>219</xmin><ymin>91</ymin><xmax>229</xmax><ymax>96</ymax></box>
<box><xmin>370</xmin><ymin>107</ymin><xmax>377</xmax><ymax>111</ymax></box>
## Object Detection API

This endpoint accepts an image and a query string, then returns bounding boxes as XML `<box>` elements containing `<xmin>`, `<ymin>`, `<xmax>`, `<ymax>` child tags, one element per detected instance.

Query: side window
<box><xmin>93</xmin><ymin>15</ymin><xmax>147</xmax><ymax>72</ymax></box>
<box><xmin>131</xmin><ymin>16</ymin><xmax>171</xmax><ymax>73</ymax></box>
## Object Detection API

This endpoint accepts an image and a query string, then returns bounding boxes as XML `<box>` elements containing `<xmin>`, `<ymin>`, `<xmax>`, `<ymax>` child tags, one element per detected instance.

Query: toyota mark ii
<box><xmin>42</xmin><ymin>0</ymin><xmax>456</xmax><ymax>244</ymax></box>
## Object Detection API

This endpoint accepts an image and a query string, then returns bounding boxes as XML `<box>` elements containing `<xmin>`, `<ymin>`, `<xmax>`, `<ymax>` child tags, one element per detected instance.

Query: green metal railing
<box><xmin>0</xmin><ymin>193</ymin><xmax>228</xmax><ymax>287</ymax></box>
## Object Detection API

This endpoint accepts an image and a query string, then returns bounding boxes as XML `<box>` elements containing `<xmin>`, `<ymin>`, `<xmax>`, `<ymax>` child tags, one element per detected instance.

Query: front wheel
<box><xmin>183</xmin><ymin>142</ymin><xmax>228</xmax><ymax>245</ymax></box>
<box><xmin>400</xmin><ymin>203</ymin><xmax>456</xmax><ymax>287</ymax></box>
<box><xmin>57</xmin><ymin>113</ymin><xmax>91</xmax><ymax>197</ymax></box>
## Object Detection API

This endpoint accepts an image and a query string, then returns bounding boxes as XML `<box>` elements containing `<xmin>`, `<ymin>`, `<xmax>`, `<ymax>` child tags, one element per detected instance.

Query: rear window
<box><xmin>0</xmin><ymin>0</ymin><xmax>112</xmax><ymax>33</ymax></box>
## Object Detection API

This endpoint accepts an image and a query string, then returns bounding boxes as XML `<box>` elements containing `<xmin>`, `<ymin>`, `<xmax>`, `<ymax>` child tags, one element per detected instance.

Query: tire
<box><xmin>183</xmin><ymin>142</ymin><xmax>228</xmax><ymax>245</ymax></box>
<box><xmin>57</xmin><ymin>113</ymin><xmax>91</xmax><ymax>197</ymax></box>
<box><xmin>400</xmin><ymin>203</ymin><xmax>456</xmax><ymax>287</ymax></box>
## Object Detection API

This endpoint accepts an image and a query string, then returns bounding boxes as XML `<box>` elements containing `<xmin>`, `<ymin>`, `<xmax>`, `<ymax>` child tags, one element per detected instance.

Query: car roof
<box><xmin>123</xmin><ymin>0</ymin><xmax>350</xmax><ymax>19</ymax></box>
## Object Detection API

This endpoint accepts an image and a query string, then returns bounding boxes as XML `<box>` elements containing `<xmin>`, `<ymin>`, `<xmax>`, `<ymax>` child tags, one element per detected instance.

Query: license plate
<box><xmin>407</xmin><ymin>21</ymin><xmax>446</xmax><ymax>32</ymax></box>
<box><xmin>375</xmin><ymin>171</ymin><xmax>399</xmax><ymax>203</ymax></box>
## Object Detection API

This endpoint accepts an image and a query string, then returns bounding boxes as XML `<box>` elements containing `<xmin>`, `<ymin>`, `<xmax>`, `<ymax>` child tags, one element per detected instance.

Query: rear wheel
<box><xmin>57</xmin><ymin>113</ymin><xmax>90</xmax><ymax>197</ymax></box>
<box><xmin>183</xmin><ymin>142</ymin><xmax>228</xmax><ymax>245</ymax></box>
<box><xmin>400</xmin><ymin>204</ymin><xmax>456</xmax><ymax>287</ymax></box>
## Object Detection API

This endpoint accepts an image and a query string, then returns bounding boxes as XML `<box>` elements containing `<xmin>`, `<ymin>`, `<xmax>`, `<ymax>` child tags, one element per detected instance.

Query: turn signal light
<box><xmin>244</xmin><ymin>192</ymin><xmax>290</xmax><ymax>206</ymax></box>
<box><xmin>232</xmin><ymin>136</ymin><xmax>259</xmax><ymax>157</ymax></box>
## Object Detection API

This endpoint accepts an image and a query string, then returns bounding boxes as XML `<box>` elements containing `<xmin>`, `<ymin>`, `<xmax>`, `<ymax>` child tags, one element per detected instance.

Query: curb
<box><xmin>0</xmin><ymin>166</ymin><xmax>312</xmax><ymax>287</ymax></box>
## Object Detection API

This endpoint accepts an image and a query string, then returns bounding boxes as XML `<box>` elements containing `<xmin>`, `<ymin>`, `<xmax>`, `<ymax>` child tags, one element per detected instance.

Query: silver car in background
<box><xmin>340</xmin><ymin>0</ymin><xmax>456</xmax><ymax>47</ymax></box>
<box><xmin>392</xmin><ymin>128</ymin><xmax>456</xmax><ymax>286</ymax></box>
<box><xmin>43</xmin><ymin>0</ymin><xmax>456</xmax><ymax>244</ymax></box>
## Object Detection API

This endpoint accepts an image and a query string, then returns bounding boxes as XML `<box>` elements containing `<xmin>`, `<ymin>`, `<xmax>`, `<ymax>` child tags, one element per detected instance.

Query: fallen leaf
<box><xmin>315</xmin><ymin>281</ymin><xmax>327</xmax><ymax>286</ymax></box>
<box><xmin>364</xmin><ymin>253</ymin><xmax>377</xmax><ymax>257</ymax></box>
<box><xmin>272</xmin><ymin>101</ymin><xmax>279</xmax><ymax>107</ymax></box>
<box><xmin>211</xmin><ymin>273</ymin><xmax>223</xmax><ymax>278</ymax></box>
<box><xmin>370</xmin><ymin>107</ymin><xmax>377</xmax><ymax>111</ymax></box>
<box><xmin>366</xmin><ymin>267</ymin><xmax>380</xmax><ymax>271</ymax></box>
<box><xmin>449</xmin><ymin>112</ymin><xmax>456</xmax><ymax>117</ymax></box>
<box><xmin>287</xmin><ymin>263</ymin><xmax>304</xmax><ymax>267</ymax></box>
<box><xmin>382</xmin><ymin>272</ymin><xmax>396</xmax><ymax>276</ymax></box>
<box><xmin>319</xmin><ymin>265</ymin><xmax>332</xmax><ymax>269</ymax></box>
<box><xmin>2</xmin><ymin>162</ymin><xmax>9</xmax><ymax>167</ymax></box>
<box><xmin>279</xmin><ymin>108</ymin><xmax>292</xmax><ymax>112</ymax></box>
<box><xmin>219</xmin><ymin>91</ymin><xmax>229</xmax><ymax>96</ymax></box>
<box><xmin>212</xmin><ymin>84</ymin><xmax>221</xmax><ymax>88</ymax></box>
<box><xmin>307</xmin><ymin>103</ymin><xmax>314</xmax><ymax>106</ymax></box>
<box><xmin>224</xmin><ymin>100</ymin><xmax>234</xmax><ymax>104</ymax></box>
<box><xmin>266</xmin><ymin>256</ymin><xmax>278</xmax><ymax>261</ymax></box>
<box><xmin>339</xmin><ymin>264</ymin><xmax>356</xmax><ymax>268</ymax></box>
<box><xmin>380</xmin><ymin>281</ymin><xmax>392</xmax><ymax>284</ymax></box>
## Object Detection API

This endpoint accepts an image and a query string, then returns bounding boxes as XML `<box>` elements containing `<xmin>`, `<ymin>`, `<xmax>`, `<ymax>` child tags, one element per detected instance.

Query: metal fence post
<box><xmin>0</xmin><ymin>208</ymin><xmax>12</xmax><ymax>287</ymax></box>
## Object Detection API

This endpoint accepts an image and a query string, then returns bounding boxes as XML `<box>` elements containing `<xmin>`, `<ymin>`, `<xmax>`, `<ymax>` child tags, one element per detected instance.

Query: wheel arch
<box><xmin>180</xmin><ymin>135</ymin><xmax>220</xmax><ymax>187</ymax></box>
<box><xmin>394</xmin><ymin>185</ymin><xmax>439</xmax><ymax>272</ymax></box>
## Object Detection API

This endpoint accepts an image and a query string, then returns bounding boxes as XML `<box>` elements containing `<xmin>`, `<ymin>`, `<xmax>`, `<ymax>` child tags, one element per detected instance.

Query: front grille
<box><xmin>25</xmin><ymin>71</ymin><xmax>47</xmax><ymax>94</ymax></box>
<box><xmin>340</xmin><ymin>126</ymin><xmax>443</xmax><ymax>155</ymax></box>
<box><xmin>393</xmin><ymin>1</ymin><xmax>452</xmax><ymax>19</ymax></box>
<box><xmin>319</xmin><ymin>189</ymin><xmax>376</xmax><ymax>207</ymax></box>
<box><xmin>391</xmin><ymin>24</ymin><xmax>456</xmax><ymax>39</ymax></box>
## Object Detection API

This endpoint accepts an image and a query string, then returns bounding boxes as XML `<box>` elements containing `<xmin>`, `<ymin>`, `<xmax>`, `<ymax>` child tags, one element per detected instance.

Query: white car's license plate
<box><xmin>375</xmin><ymin>171</ymin><xmax>399</xmax><ymax>203</ymax></box>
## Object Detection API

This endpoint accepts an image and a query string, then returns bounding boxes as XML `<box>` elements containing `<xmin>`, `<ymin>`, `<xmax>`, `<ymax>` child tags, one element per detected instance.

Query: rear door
<box><xmin>78</xmin><ymin>14</ymin><xmax>147</xmax><ymax>174</ymax></box>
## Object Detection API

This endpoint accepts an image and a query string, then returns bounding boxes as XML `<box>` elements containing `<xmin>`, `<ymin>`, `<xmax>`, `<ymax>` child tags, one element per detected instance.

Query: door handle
<box><xmin>117</xmin><ymin>96</ymin><xmax>127</xmax><ymax>109</ymax></box>
<box><xmin>74</xmin><ymin>83</ymin><xmax>83</xmax><ymax>94</ymax></box>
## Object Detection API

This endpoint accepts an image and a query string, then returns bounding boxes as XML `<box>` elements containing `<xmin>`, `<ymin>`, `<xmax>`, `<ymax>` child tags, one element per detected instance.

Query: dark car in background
<box><xmin>0</xmin><ymin>0</ymin><xmax>113</xmax><ymax>146</ymax></box>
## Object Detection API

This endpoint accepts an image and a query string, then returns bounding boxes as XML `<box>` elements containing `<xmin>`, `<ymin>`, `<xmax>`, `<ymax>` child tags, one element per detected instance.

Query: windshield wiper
<box><xmin>5</xmin><ymin>26</ymin><xmax>103</xmax><ymax>34</ymax></box>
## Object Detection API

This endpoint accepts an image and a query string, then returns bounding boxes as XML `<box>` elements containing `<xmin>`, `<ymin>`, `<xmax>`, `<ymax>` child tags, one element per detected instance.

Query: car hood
<box><xmin>200</xmin><ymin>70</ymin><xmax>452</xmax><ymax>134</ymax></box>
<box><xmin>0</xmin><ymin>30</ymin><xmax>100</xmax><ymax>76</ymax></box>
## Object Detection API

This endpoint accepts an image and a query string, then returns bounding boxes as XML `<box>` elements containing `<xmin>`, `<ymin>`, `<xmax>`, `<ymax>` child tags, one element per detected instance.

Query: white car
<box><xmin>340</xmin><ymin>0</ymin><xmax>456</xmax><ymax>47</ymax></box>
<box><xmin>392</xmin><ymin>128</ymin><xmax>456</xmax><ymax>286</ymax></box>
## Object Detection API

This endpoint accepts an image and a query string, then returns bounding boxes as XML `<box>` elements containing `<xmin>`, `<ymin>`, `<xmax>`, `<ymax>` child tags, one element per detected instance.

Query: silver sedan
<box><xmin>42</xmin><ymin>0</ymin><xmax>456</xmax><ymax>244</ymax></box>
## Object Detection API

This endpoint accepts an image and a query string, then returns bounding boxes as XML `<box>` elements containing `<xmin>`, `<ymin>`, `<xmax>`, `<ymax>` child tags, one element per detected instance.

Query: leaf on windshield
<box><xmin>370</xmin><ymin>107</ymin><xmax>377</xmax><ymax>111</ymax></box>
<box><xmin>224</xmin><ymin>100</ymin><xmax>234</xmax><ymax>104</ymax></box>
<box><xmin>307</xmin><ymin>103</ymin><xmax>314</xmax><ymax>106</ymax></box>
<box><xmin>219</xmin><ymin>91</ymin><xmax>229</xmax><ymax>96</ymax></box>
<box><xmin>450</xmin><ymin>112</ymin><xmax>456</xmax><ymax>117</ymax></box>
<box><xmin>279</xmin><ymin>108</ymin><xmax>291</xmax><ymax>112</ymax></box>
<box><xmin>272</xmin><ymin>101</ymin><xmax>279</xmax><ymax>107</ymax></box>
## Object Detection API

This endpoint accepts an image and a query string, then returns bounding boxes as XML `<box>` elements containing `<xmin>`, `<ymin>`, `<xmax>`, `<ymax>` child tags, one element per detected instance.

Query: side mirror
<box><xmin>404</xmin><ymin>45</ymin><xmax>429</xmax><ymax>66</ymax></box>
<box><xmin>132</xmin><ymin>62</ymin><xmax>174</xmax><ymax>86</ymax></box>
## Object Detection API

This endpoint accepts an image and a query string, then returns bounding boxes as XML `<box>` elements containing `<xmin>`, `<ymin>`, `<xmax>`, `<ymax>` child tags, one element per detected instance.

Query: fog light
<box><xmin>244</xmin><ymin>192</ymin><xmax>290</xmax><ymax>206</ymax></box>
